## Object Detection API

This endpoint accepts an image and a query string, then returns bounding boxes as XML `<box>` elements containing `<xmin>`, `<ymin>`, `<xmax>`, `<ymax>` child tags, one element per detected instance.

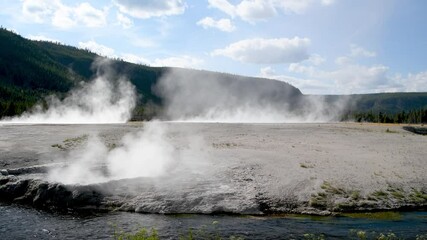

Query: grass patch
<box><xmin>51</xmin><ymin>134</ymin><xmax>88</xmax><ymax>150</ymax></box>
<box><xmin>342</xmin><ymin>211</ymin><xmax>402</xmax><ymax>221</ymax></box>
<box><xmin>300</xmin><ymin>163</ymin><xmax>314</xmax><ymax>169</ymax></box>
<box><xmin>320</xmin><ymin>181</ymin><xmax>346</xmax><ymax>195</ymax></box>
<box><xmin>409</xmin><ymin>190</ymin><xmax>427</xmax><ymax>203</ymax></box>
<box><xmin>113</xmin><ymin>228</ymin><xmax>159</xmax><ymax>240</ymax></box>
<box><xmin>351</xmin><ymin>190</ymin><xmax>361</xmax><ymax>201</ymax></box>
<box><xmin>372</xmin><ymin>190</ymin><xmax>388</xmax><ymax>199</ymax></box>
<box><xmin>385</xmin><ymin>128</ymin><xmax>398</xmax><ymax>133</ymax></box>
<box><xmin>113</xmin><ymin>222</ymin><xmax>245</xmax><ymax>240</ymax></box>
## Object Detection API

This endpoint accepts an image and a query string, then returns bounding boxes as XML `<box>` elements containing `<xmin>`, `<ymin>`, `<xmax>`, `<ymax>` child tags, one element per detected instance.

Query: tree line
<box><xmin>343</xmin><ymin>109</ymin><xmax>427</xmax><ymax>124</ymax></box>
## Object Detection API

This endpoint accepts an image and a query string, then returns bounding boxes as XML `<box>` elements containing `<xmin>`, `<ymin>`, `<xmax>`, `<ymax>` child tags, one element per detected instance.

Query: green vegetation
<box><xmin>112</xmin><ymin>225</ymin><xmax>427</xmax><ymax>240</ymax></box>
<box><xmin>341</xmin><ymin>212</ymin><xmax>402</xmax><ymax>221</ymax></box>
<box><xmin>305</xmin><ymin>230</ymin><xmax>427</xmax><ymax>240</ymax></box>
<box><xmin>112</xmin><ymin>222</ymin><xmax>245</xmax><ymax>240</ymax></box>
<box><xmin>114</xmin><ymin>228</ymin><xmax>159</xmax><ymax>240</ymax></box>
<box><xmin>344</xmin><ymin>108</ymin><xmax>427</xmax><ymax>124</ymax></box>
<box><xmin>51</xmin><ymin>134</ymin><xmax>88</xmax><ymax>150</ymax></box>
<box><xmin>309</xmin><ymin>181</ymin><xmax>427</xmax><ymax>212</ymax></box>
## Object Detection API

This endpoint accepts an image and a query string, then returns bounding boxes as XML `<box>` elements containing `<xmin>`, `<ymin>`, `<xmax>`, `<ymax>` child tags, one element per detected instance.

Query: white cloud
<box><xmin>152</xmin><ymin>56</ymin><xmax>203</xmax><ymax>68</ymax></box>
<box><xmin>22</xmin><ymin>0</ymin><xmax>54</xmax><ymax>23</ymax></box>
<box><xmin>259</xmin><ymin>66</ymin><xmax>331</xmax><ymax>94</ymax></box>
<box><xmin>208</xmin><ymin>0</ymin><xmax>236</xmax><ymax>17</ymax></box>
<box><xmin>212</xmin><ymin>37</ymin><xmax>310</xmax><ymax>64</ymax></box>
<box><xmin>51</xmin><ymin>4</ymin><xmax>75</xmax><ymax>28</ymax></box>
<box><xmin>335</xmin><ymin>56</ymin><xmax>352</xmax><ymax>65</ymax></box>
<box><xmin>21</xmin><ymin>0</ymin><xmax>107</xmax><ymax>28</ymax></box>
<box><xmin>78</xmin><ymin>41</ymin><xmax>115</xmax><ymax>57</ymax></box>
<box><xmin>208</xmin><ymin>0</ymin><xmax>335</xmax><ymax>22</ymax></box>
<box><xmin>121</xmin><ymin>53</ymin><xmax>150</xmax><ymax>65</ymax></box>
<box><xmin>197</xmin><ymin>17</ymin><xmax>235</xmax><ymax>32</ymax></box>
<box><xmin>335</xmin><ymin>44</ymin><xmax>376</xmax><ymax>65</ymax></box>
<box><xmin>393</xmin><ymin>72</ymin><xmax>427</xmax><ymax>92</ymax></box>
<box><xmin>260</xmin><ymin>66</ymin><xmax>277</xmax><ymax>76</ymax></box>
<box><xmin>274</xmin><ymin>0</ymin><xmax>316</xmax><ymax>14</ymax></box>
<box><xmin>322</xmin><ymin>64</ymin><xmax>389</xmax><ymax>93</ymax></box>
<box><xmin>350</xmin><ymin>44</ymin><xmax>376</xmax><ymax>58</ymax></box>
<box><xmin>113</xmin><ymin>0</ymin><xmax>186</xmax><ymax>19</ymax></box>
<box><xmin>288</xmin><ymin>63</ymin><xmax>315</xmax><ymax>75</ymax></box>
<box><xmin>27</xmin><ymin>34</ymin><xmax>60</xmax><ymax>43</ymax></box>
<box><xmin>236</xmin><ymin>0</ymin><xmax>276</xmax><ymax>22</ymax></box>
<box><xmin>116</xmin><ymin>12</ymin><xmax>133</xmax><ymax>29</ymax></box>
<box><xmin>74</xmin><ymin>2</ymin><xmax>107</xmax><ymax>28</ymax></box>
<box><xmin>321</xmin><ymin>0</ymin><xmax>335</xmax><ymax>6</ymax></box>
<box><xmin>308</xmin><ymin>54</ymin><xmax>326</xmax><ymax>65</ymax></box>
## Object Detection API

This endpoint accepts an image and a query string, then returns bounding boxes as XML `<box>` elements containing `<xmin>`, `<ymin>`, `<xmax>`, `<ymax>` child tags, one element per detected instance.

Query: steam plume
<box><xmin>0</xmin><ymin>60</ymin><xmax>136</xmax><ymax>124</ymax></box>
<box><xmin>155</xmin><ymin>68</ymin><xmax>349</xmax><ymax>122</ymax></box>
<box><xmin>48</xmin><ymin>122</ymin><xmax>209</xmax><ymax>185</ymax></box>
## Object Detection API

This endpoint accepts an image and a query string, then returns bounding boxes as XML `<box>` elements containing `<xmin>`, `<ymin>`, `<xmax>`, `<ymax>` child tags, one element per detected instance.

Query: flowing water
<box><xmin>0</xmin><ymin>204</ymin><xmax>426</xmax><ymax>239</ymax></box>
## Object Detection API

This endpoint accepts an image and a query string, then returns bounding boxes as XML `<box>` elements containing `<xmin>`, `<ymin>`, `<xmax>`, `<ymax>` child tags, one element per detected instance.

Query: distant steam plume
<box><xmin>0</xmin><ymin>59</ymin><xmax>136</xmax><ymax>124</ymax></box>
<box><xmin>155</xmin><ymin>68</ymin><xmax>349</xmax><ymax>122</ymax></box>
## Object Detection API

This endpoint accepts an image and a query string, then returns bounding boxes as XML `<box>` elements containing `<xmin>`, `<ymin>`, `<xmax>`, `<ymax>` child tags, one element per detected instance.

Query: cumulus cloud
<box><xmin>322</xmin><ymin>64</ymin><xmax>389</xmax><ymax>93</ymax></box>
<box><xmin>152</xmin><ymin>56</ymin><xmax>203</xmax><ymax>68</ymax></box>
<box><xmin>212</xmin><ymin>37</ymin><xmax>310</xmax><ymax>64</ymax></box>
<box><xmin>208</xmin><ymin>0</ymin><xmax>335</xmax><ymax>22</ymax></box>
<box><xmin>236</xmin><ymin>0</ymin><xmax>277</xmax><ymax>22</ymax></box>
<box><xmin>22</xmin><ymin>0</ymin><xmax>107</xmax><ymax>28</ymax></box>
<box><xmin>288</xmin><ymin>63</ymin><xmax>315</xmax><ymax>75</ymax></box>
<box><xmin>120</xmin><ymin>53</ymin><xmax>150</xmax><ymax>65</ymax></box>
<box><xmin>74</xmin><ymin>2</ymin><xmax>107</xmax><ymax>27</ymax></box>
<box><xmin>22</xmin><ymin>0</ymin><xmax>53</xmax><ymax>23</ymax></box>
<box><xmin>390</xmin><ymin>72</ymin><xmax>427</xmax><ymax>92</ymax></box>
<box><xmin>260</xmin><ymin>66</ymin><xmax>330</xmax><ymax>94</ymax></box>
<box><xmin>321</xmin><ymin>0</ymin><xmax>335</xmax><ymax>6</ymax></box>
<box><xmin>350</xmin><ymin>44</ymin><xmax>377</xmax><ymax>58</ymax></box>
<box><xmin>113</xmin><ymin>0</ymin><xmax>186</xmax><ymax>19</ymax></box>
<box><xmin>308</xmin><ymin>54</ymin><xmax>326</xmax><ymax>65</ymax></box>
<box><xmin>116</xmin><ymin>12</ymin><xmax>133</xmax><ymax>28</ymax></box>
<box><xmin>27</xmin><ymin>34</ymin><xmax>60</xmax><ymax>43</ymax></box>
<box><xmin>77</xmin><ymin>40</ymin><xmax>201</xmax><ymax>68</ymax></box>
<box><xmin>79</xmin><ymin>41</ymin><xmax>115</xmax><ymax>57</ymax></box>
<box><xmin>197</xmin><ymin>17</ymin><xmax>235</xmax><ymax>32</ymax></box>
<box><xmin>335</xmin><ymin>44</ymin><xmax>376</xmax><ymax>65</ymax></box>
<box><xmin>208</xmin><ymin>0</ymin><xmax>236</xmax><ymax>17</ymax></box>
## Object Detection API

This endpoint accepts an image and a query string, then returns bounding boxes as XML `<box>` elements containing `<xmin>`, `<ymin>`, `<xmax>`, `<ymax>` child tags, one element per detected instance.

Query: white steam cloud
<box><xmin>0</xmin><ymin>60</ymin><xmax>136</xmax><ymax>124</ymax></box>
<box><xmin>155</xmin><ymin>68</ymin><xmax>349</xmax><ymax>123</ymax></box>
<box><xmin>48</xmin><ymin>122</ymin><xmax>208</xmax><ymax>185</ymax></box>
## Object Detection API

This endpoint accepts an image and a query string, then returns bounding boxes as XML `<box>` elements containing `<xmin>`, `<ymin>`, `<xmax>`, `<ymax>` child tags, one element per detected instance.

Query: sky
<box><xmin>0</xmin><ymin>0</ymin><xmax>426</xmax><ymax>95</ymax></box>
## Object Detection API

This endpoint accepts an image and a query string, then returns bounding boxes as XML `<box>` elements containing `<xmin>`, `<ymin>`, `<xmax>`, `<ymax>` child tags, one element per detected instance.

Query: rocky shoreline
<box><xmin>1</xmin><ymin>165</ymin><xmax>426</xmax><ymax>216</ymax></box>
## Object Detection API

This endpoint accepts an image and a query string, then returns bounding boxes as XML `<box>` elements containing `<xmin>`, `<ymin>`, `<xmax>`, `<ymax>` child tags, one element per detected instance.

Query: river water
<box><xmin>1</xmin><ymin>203</ymin><xmax>426</xmax><ymax>239</ymax></box>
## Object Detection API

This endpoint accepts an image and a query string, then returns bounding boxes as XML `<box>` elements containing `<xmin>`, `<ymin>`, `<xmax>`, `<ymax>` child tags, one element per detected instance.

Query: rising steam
<box><xmin>0</xmin><ymin>60</ymin><xmax>136</xmax><ymax>124</ymax></box>
<box><xmin>155</xmin><ymin>68</ymin><xmax>349</xmax><ymax>123</ymax></box>
<box><xmin>48</xmin><ymin>122</ymin><xmax>209</xmax><ymax>185</ymax></box>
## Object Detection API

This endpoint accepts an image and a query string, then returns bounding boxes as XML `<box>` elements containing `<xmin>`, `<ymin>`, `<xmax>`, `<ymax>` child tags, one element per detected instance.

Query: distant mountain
<box><xmin>0</xmin><ymin>28</ymin><xmax>426</xmax><ymax>122</ymax></box>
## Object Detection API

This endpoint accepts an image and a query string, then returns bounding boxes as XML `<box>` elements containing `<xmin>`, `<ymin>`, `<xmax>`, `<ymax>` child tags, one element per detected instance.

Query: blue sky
<box><xmin>0</xmin><ymin>0</ymin><xmax>426</xmax><ymax>94</ymax></box>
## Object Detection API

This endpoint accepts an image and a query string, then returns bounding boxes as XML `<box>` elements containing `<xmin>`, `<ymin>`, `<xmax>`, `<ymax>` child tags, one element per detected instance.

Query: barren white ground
<box><xmin>0</xmin><ymin>123</ymin><xmax>426</xmax><ymax>214</ymax></box>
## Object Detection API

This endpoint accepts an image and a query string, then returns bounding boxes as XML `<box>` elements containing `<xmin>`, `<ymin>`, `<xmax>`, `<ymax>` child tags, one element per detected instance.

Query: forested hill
<box><xmin>0</xmin><ymin>28</ymin><xmax>301</xmax><ymax>120</ymax></box>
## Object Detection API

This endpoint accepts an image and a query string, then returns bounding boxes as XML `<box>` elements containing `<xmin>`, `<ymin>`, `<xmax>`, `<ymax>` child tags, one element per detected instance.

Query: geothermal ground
<box><xmin>0</xmin><ymin>123</ymin><xmax>426</xmax><ymax>215</ymax></box>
